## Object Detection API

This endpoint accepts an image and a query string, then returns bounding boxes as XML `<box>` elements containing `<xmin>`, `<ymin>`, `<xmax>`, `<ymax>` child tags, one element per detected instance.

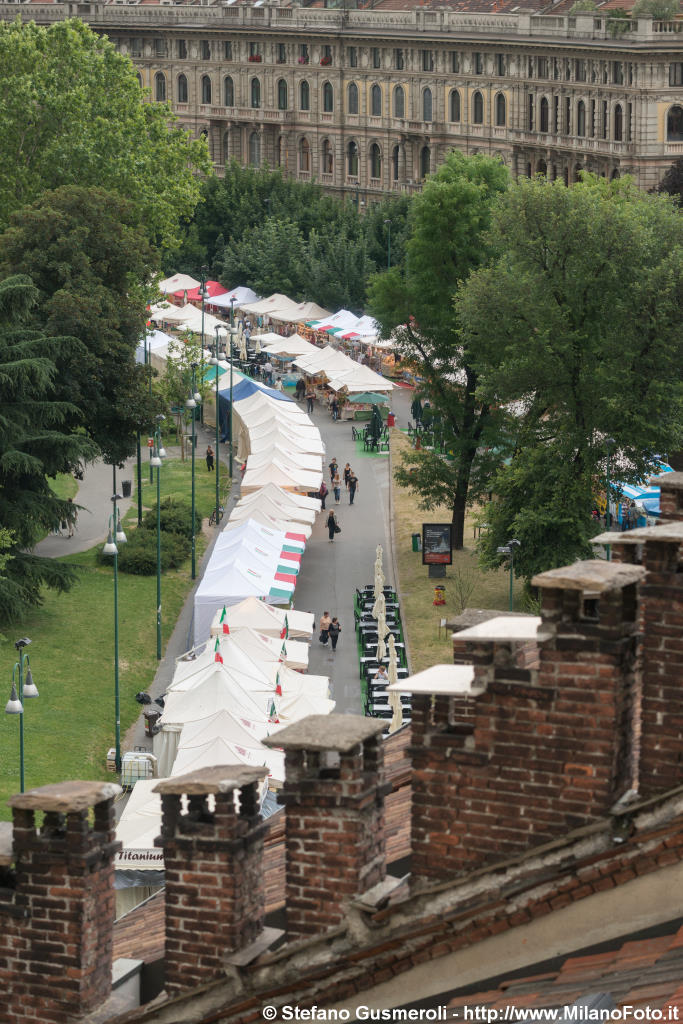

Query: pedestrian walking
<box><xmin>264</xmin><ymin>360</ymin><xmax>274</xmax><ymax>385</ymax></box>
<box><xmin>306</xmin><ymin>387</ymin><xmax>315</xmax><ymax>415</ymax></box>
<box><xmin>206</xmin><ymin>445</ymin><xmax>215</xmax><ymax>472</ymax></box>
<box><xmin>328</xmin><ymin>617</ymin><xmax>341</xmax><ymax>652</ymax></box>
<box><xmin>331</xmin><ymin>397</ymin><xmax>339</xmax><ymax>421</ymax></box>
<box><xmin>295</xmin><ymin>378</ymin><xmax>306</xmax><ymax>401</ymax></box>
<box><xmin>326</xmin><ymin>509</ymin><xmax>339</xmax><ymax>541</ymax></box>
<box><xmin>343</xmin><ymin>463</ymin><xmax>351</xmax><ymax>489</ymax></box>
<box><xmin>329</xmin><ymin>456</ymin><xmax>338</xmax><ymax>483</ymax></box>
<box><xmin>348</xmin><ymin>470</ymin><xmax>359</xmax><ymax>505</ymax></box>
<box><xmin>332</xmin><ymin>471</ymin><xmax>341</xmax><ymax>504</ymax></box>
<box><xmin>319</xmin><ymin>480</ymin><xmax>328</xmax><ymax>511</ymax></box>
<box><xmin>66</xmin><ymin>497</ymin><xmax>76</xmax><ymax>538</ymax></box>
<box><xmin>318</xmin><ymin>611</ymin><xmax>332</xmax><ymax>646</ymax></box>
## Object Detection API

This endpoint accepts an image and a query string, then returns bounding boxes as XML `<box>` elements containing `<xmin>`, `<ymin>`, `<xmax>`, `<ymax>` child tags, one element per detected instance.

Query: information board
<box><xmin>422</xmin><ymin>523</ymin><xmax>452</xmax><ymax>565</ymax></box>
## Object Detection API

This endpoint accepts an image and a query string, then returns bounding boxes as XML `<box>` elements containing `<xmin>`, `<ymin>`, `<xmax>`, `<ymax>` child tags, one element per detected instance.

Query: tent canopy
<box><xmin>347</xmin><ymin>392</ymin><xmax>389</xmax><ymax>404</ymax></box>
<box><xmin>158</xmin><ymin>273</ymin><xmax>200</xmax><ymax>294</ymax></box>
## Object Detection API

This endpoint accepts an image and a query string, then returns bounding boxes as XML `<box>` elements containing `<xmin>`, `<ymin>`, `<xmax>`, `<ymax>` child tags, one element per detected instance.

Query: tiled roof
<box><xmin>111</xmin><ymin>727</ymin><xmax>412</xmax><ymax>964</ymax></box>
<box><xmin>446</xmin><ymin>924</ymin><xmax>683</xmax><ymax>1012</ymax></box>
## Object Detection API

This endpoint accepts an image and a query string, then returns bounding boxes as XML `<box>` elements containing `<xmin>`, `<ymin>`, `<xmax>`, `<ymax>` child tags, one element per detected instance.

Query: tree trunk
<box><xmin>451</xmin><ymin>485</ymin><xmax>467</xmax><ymax>550</ymax></box>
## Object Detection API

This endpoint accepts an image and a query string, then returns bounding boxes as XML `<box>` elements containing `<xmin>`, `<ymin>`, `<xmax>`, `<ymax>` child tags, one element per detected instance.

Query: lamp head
<box><xmin>155</xmin><ymin>413</ymin><xmax>166</xmax><ymax>424</ymax></box>
<box><xmin>23</xmin><ymin>667</ymin><xmax>39</xmax><ymax>699</ymax></box>
<box><xmin>102</xmin><ymin>529</ymin><xmax>118</xmax><ymax>556</ymax></box>
<box><xmin>158</xmin><ymin>445</ymin><xmax>167</xmax><ymax>459</ymax></box>
<box><xmin>508</xmin><ymin>538</ymin><xmax>521</xmax><ymax>549</ymax></box>
<box><xmin>150</xmin><ymin>449</ymin><xmax>162</xmax><ymax>468</ymax></box>
<box><xmin>5</xmin><ymin>683</ymin><xmax>23</xmax><ymax>715</ymax></box>
<box><xmin>185</xmin><ymin>395</ymin><xmax>196</xmax><ymax>409</ymax></box>
<box><xmin>115</xmin><ymin>520</ymin><xmax>127</xmax><ymax>544</ymax></box>
<box><xmin>14</xmin><ymin>638</ymin><xmax>31</xmax><ymax>651</ymax></box>
<box><xmin>193</xmin><ymin>391</ymin><xmax>202</xmax><ymax>403</ymax></box>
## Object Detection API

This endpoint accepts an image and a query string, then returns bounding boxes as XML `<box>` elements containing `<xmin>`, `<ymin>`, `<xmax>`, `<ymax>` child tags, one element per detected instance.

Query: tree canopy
<box><xmin>457</xmin><ymin>174</ymin><xmax>683</xmax><ymax>580</ymax></box>
<box><xmin>368</xmin><ymin>151</ymin><xmax>511</xmax><ymax>547</ymax></box>
<box><xmin>0</xmin><ymin>186</ymin><xmax>163</xmax><ymax>466</ymax></box>
<box><xmin>0</xmin><ymin>275</ymin><xmax>97</xmax><ymax>621</ymax></box>
<box><xmin>0</xmin><ymin>17</ymin><xmax>209</xmax><ymax>249</ymax></box>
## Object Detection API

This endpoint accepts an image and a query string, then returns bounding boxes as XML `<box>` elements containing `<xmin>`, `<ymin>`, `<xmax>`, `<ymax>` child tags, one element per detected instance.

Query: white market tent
<box><xmin>247</xmin><ymin>446</ymin><xmax>323</xmax><ymax>475</ymax></box>
<box><xmin>158</xmin><ymin>273</ymin><xmax>200</xmax><ymax>295</ymax></box>
<box><xmin>241</xmin><ymin>458</ymin><xmax>323</xmax><ymax>496</ymax></box>
<box><xmin>222</xmin><ymin>627</ymin><xmax>309</xmax><ymax>671</ymax></box>
<box><xmin>234</xmin><ymin>485</ymin><xmax>317</xmax><ymax>527</ymax></box>
<box><xmin>341</xmin><ymin>314</ymin><xmax>380</xmax><ymax>340</ymax></box>
<box><xmin>248</xmin><ymin>420</ymin><xmax>325</xmax><ymax>456</ymax></box>
<box><xmin>228</xmin><ymin>498</ymin><xmax>314</xmax><ymax>532</ymax></box>
<box><xmin>271</xmin><ymin>300</ymin><xmax>330</xmax><ymax>325</ymax></box>
<box><xmin>294</xmin><ymin>345</ymin><xmax>352</xmax><ymax>377</ymax></box>
<box><xmin>209</xmin><ymin>596</ymin><xmax>314</xmax><ymax>640</ymax></box>
<box><xmin>208</xmin><ymin>286</ymin><xmax>260</xmax><ymax>310</ymax></box>
<box><xmin>114</xmin><ymin>779</ymin><xmax>164</xmax><ymax>871</ymax></box>
<box><xmin>261</xmin><ymin>334</ymin><xmax>320</xmax><ymax>359</ymax></box>
<box><xmin>240</xmin><ymin>293</ymin><xmax>298</xmax><ymax>318</ymax></box>
<box><xmin>149</xmin><ymin>302</ymin><xmax>228</xmax><ymax>339</ymax></box>
<box><xmin>171</xmin><ymin>734</ymin><xmax>282</xmax><ymax>793</ymax></box>
<box><xmin>311</xmin><ymin>309</ymin><xmax>360</xmax><ymax>335</ymax></box>
<box><xmin>224</xmin><ymin>507</ymin><xmax>312</xmax><ymax>539</ymax></box>
<box><xmin>194</xmin><ymin>555</ymin><xmax>296</xmax><ymax>644</ymax></box>
<box><xmin>135</xmin><ymin>329</ymin><xmax>173</xmax><ymax>369</ymax></box>
<box><xmin>327</xmin><ymin>365</ymin><xmax>395</xmax><ymax>393</ymax></box>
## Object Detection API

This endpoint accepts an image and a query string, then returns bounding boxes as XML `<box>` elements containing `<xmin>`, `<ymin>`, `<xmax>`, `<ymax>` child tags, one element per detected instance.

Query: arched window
<box><xmin>155</xmin><ymin>72</ymin><xmax>166</xmax><ymax>102</ymax></box>
<box><xmin>347</xmin><ymin>82</ymin><xmax>359</xmax><ymax>115</ymax></box>
<box><xmin>540</xmin><ymin>96</ymin><xmax>549</xmax><ymax>132</ymax></box>
<box><xmin>201</xmin><ymin>75</ymin><xmax>212</xmax><ymax>105</ymax></box>
<box><xmin>574</xmin><ymin>164</ymin><xmax>583</xmax><ymax>183</ymax></box>
<box><xmin>251</xmin><ymin>78</ymin><xmax>261</xmax><ymax>109</ymax></box>
<box><xmin>370</xmin><ymin>142</ymin><xmax>381</xmax><ymax>179</ymax></box>
<box><xmin>277</xmin><ymin>79</ymin><xmax>288</xmax><ymax>111</ymax></box>
<box><xmin>392</xmin><ymin>144</ymin><xmax>399</xmax><ymax>181</ymax></box>
<box><xmin>472</xmin><ymin>91</ymin><xmax>484</xmax><ymax>124</ymax></box>
<box><xmin>348</xmin><ymin>140</ymin><xmax>358</xmax><ymax>177</ymax></box>
<box><xmin>614</xmin><ymin>103</ymin><xmax>623</xmax><ymax>141</ymax></box>
<box><xmin>371</xmin><ymin>84</ymin><xmax>382</xmax><ymax>117</ymax></box>
<box><xmin>611</xmin><ymin>167</ymin><xmax>620</xmax><ymax>180</ymax></box>
<box><xmin>423</xmin><ymin>87</ymin><xmax>432</xmax><ymax>122</ymax></box>
<box><xmin>299</xmin><ymin>137</ymin><xmax>310</xmax><ymax>172</ymax></box>
<box><xmin>667</xmin><ymin>105</ymin><xmax>683</xmax><ymax>141</ymax></box>
<box><xmin>177</xmin><ymin>73</ymin><xmax>188</xmax><ymax>104</ymax></box>
<box><xmin>322</xmin><ymin>138</ymin><xmax>333</xmax><ymax>175</ymax></box>
<box><xmin>223</xmin><ymin>76</ymin><xmax>234</xmax><ymax>107</ymax></box>
<box><xmin>449</xmin><ymin>89</ymin><xmax>461</xmax><ymax>122</ymax></box>
<box><xmin>495</xmin><ymin>93</ymin><xmax>506</xmax><ymax>126</ymax></box>
<box><xmin>136</xmin><ymin>72</ymin><xmax>142</xmax><ymax>88</ymax></box>
<box><xmin>537</xmin><ymin>159</ymin><xmax>547</xmax><ymax>176</ymax></box>
<box><xmin>577</xmin><ymin>100</ymin><xmax>586</xmax><ymax>137</ymax></box>
<box><xmin>420</xmin><ymin>145</ymin><xmax>430</xmax><ymax>179</ymax></box>
<box><xmin>300</xmin><ymin>80</ymin><xmax>310</xmax><ymax>111</ymax></box>
<box><xmin>393</xmin><ymin>85</ymin><xmax>404</xmax><ymax>119</ymax></box>
<box><xmin>249</xmin><ymin>131</ymin><xmax>260</xmax><ymax>167</ymax></box>
<box><xmin>323</xmin><ymin>81</ymin><xmax>334</xmax><ymax>113</ymax></box>
<box><xmin>222</xmin><ymin>131</ymin><xmax>229</xmax><ymax>165</ymax></box>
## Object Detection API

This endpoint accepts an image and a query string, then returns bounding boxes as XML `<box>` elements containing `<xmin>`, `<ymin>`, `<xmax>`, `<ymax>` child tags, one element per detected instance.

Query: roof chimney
<box><xmin>264</xmin><ymin>714</ymin><xmax>388</xmax><ymax>940</ymax></box>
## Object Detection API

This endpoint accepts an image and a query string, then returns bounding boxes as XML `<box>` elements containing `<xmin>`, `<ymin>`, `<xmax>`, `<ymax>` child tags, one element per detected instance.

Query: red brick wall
<box><xmin>161</xmin><ymin>785</ymin><xmax>266</xmax><ymax>995</ymax></box>
<box><xmin>0</xmin><ymin>801</ymin><xmax>117</xmax><ymax>1024</ymax></box>
<box><xmin>412</xmin><ymin>584</ymin><xmax>639</xmax><ymax>881</ymax></box>
<box><xmin>638</xmin><ymin>539</ymin><xmax>683</xmax><ymax>796</ymax></box>
<box><xmin>279</xmin><ymin>739</ymin><xmax>387</xmax><ymax>939</ymax></box>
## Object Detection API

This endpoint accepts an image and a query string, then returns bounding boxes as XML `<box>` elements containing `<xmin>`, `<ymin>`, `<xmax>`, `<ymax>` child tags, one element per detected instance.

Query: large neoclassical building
<box><xmin>7</xmin><ymin>0</ymin><xmax>683</xmax><ymax>196</ymax></box>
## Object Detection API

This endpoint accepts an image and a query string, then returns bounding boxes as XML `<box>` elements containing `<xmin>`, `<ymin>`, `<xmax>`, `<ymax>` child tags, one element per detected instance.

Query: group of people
<box><xmin>318</xmin><ymin>611</ymin><xmax>342</xmax><ymax>651</ymax></box>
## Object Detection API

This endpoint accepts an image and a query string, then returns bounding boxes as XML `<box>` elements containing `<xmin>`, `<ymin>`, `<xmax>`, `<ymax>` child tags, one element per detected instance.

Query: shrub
<box><xmin>142</xmin><ymin>497</ymin><xmax>202</xmax><ymax>540</ymax></box>
<box><xmin>98</xmin><ymin>528</ymin><xmax>190</xmax><ymax>575</ymax></box>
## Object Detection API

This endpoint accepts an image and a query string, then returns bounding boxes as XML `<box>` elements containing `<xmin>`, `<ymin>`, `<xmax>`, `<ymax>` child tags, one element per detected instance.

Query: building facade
<box><xmin>6</xmin><ymin>0</ymin><xmax>683</xmax><ymax>195</ymax></box>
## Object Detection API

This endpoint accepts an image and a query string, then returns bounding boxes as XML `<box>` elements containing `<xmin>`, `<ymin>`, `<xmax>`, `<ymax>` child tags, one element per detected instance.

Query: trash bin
<box><xmin>143</xmin><ymin>706</ymin><xmax>161</xmax><ymax>737</ymax></box>
<box><xmin>412</xmin><ymin>533</ymin><xmax>422</xmax><ymax>552</ymax></box>
<box><xmin>121</xmin><ymin>480</ymin><xmax>132</xmax><ymax>498</ymax></box>
<box><xmin>387</xmin><ymin>412</ymin><xmax>395</xmax><ymax>427</ymax></box>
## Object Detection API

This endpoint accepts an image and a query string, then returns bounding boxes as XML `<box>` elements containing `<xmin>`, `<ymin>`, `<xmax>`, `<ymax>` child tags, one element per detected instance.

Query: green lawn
<box><xmin>0</xmin><ymin>455</ymin><xmax>230</xmax><ymax>818</ymax></box>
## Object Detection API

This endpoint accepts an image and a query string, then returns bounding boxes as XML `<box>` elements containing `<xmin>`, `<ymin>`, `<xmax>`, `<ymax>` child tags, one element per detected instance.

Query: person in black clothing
<box><xmin>328</xmin><ymin>617</ymin><xmax>341</xmax><ymax>652</ymax></box>
<box><xmin>319</xmin><ymin>480</ymin><xmax>328</xmax><ymax>510</ymax></box>
<box><xmin>329</xmin><ymin>456</ymin><xmax>338</xmax><ymax>483</ymax></box>
<box><xmin>348</xmin><ymin>470</ymin><xmax>359</xmax><ymax>505</ymax></box>
<box><xmin>206</xmin><ymin>445</ymin><xmax>214</xmax><ymax>471</ymax></box>
<box><xmin>326</xmin><ymin>509</ymin><xmax>338</xmax><ymax>541</ymax></box>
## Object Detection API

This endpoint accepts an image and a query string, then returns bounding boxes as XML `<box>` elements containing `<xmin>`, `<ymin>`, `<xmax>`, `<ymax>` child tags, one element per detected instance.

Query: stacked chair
<box><xmin>354</xmin><ymin>585</ymin><xmax>411</xmax><ymax>732</ymax></box>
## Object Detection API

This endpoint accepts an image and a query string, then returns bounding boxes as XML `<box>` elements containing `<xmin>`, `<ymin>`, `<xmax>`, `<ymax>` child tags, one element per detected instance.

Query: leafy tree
<box><xmin>223</xmin><ymin>217</ymin><xmax>308</xmax><ymax>298</ymax></box>
<box><xmin>656</xmin><ymin>157</ymin><xmax>683</xmax><ymax>206</ymax></box>
<box><xmin>569</xmin><ymin>0</ymin><xmax>597</xmax><ymax>12</ymax></box>
<box><xmin>0</xmin><ymin>186</ymin><xmax>163</xmax><ymax>466</ymax></box>
<box><xmin>458</xmin><ymin>175</ymin><xmax>683</xmax><ymax>580</ymax></box>
<box><xmin>305</xmin><ymin>229</ymin><xmax>375</xmax><ymax>312</ymax></box>
<box><xmin>632</xmin><ymin>0</ymin><xmax>679</xmax><ymax>17</ymax></box>
<box><xmin>0</xmin><ymin>275</ymin><xmax>97</xmax><ymax>621</ymax></box>
<box><xmin>368</xmin><ymin>151</ymin><xmax>511</xmax><ymax>548</ymax></box>
<box><xmin>155</xmin><ymin>335</ymin><xmax>210</xmax><ymax>460</ymax></box>
<box><xmin>0</xmin><ymin>18</ymin><xmax>209</xmax><ymax>248</ymax></box>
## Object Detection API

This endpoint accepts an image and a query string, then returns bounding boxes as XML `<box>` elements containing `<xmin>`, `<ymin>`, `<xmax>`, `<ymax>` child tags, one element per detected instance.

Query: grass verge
<box><xmin>391</xmin><ymin>430</ymin><xmax>524</xmax><ymax>673</ymax></box>
<box><xmin>0</xmin><ymin>456</ymin><xmax>230</xmax><ymax>819</ymax></box>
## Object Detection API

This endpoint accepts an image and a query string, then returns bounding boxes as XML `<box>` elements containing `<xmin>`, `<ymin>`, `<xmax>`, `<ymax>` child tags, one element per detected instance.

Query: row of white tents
<box><xmin>117</xmin><ymin>308</ymin><xmax>330</xmax><ymax>877</ymax></box>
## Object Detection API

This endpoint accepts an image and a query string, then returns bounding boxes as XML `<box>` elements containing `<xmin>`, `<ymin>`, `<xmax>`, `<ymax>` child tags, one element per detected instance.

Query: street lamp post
<box><xmin>152</xmin><ymin>414</ymin><xmax>165</xmax><ymax>659</ymax></box>
<box><xmin>186</xmin><ymin>365</ymin><xmax>202</xmax><ymax>580</ymax></box>
<box><xmin>229</xmin><ymin>296</ymin><xmax>236</xmax><ymax>478</ymax></box>
<box><xmin>5</xmin><ymin>637</ymin><xmax>39</xmax><ymax>793</ymax></box>
<box><xmin>497</xmin><ymin>539</ymin><xmax>521</xmax><ymax>611</ymax></box>
<box><xmin>146</xmin><ymin>334</ymin><xmax>155</xmax><ymax>485</ymax></box>
<box><xmin>605</xmin><ymin>436</ymin><xmax>616</xmax><ymax>561</ymax></box>
<box><xmin>211</xmin><ymin>328</ymin><xmax>221</xmax><ymax>526</ymax></box>
<box><xmin>384</xmin><ymin>219</ymin><xmax>392</xmax><ymax>270</ymax></box>
<box><xmin>102</xmin><ymin>487</ymin><xmax>127</xmax><ymax>773</ymax></box>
